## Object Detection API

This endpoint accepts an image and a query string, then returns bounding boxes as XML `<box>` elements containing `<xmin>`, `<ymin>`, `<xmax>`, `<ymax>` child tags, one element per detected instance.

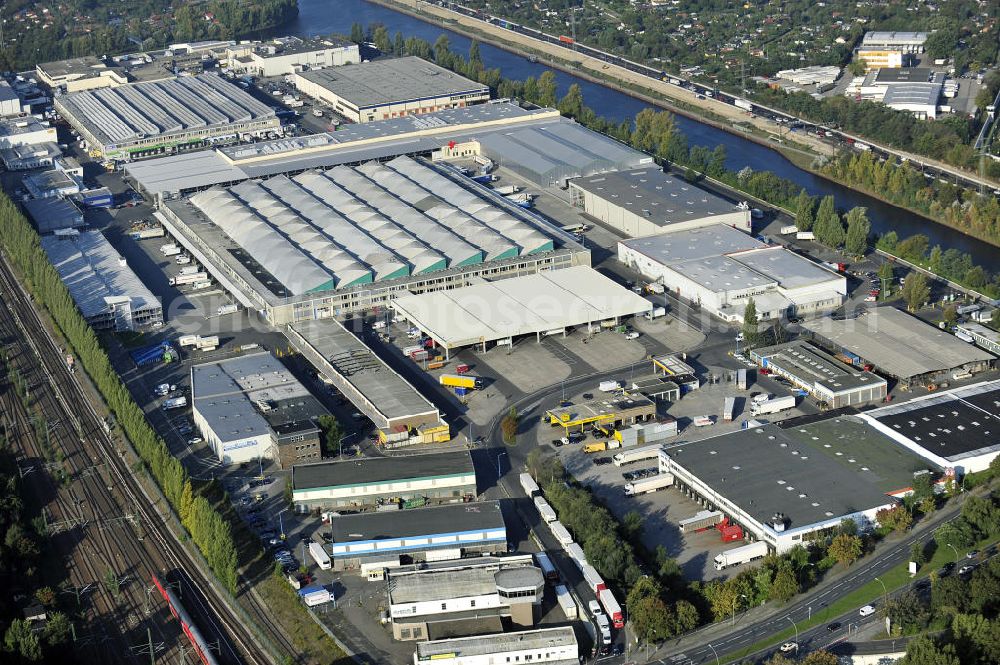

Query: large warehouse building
<box><xmin>658</xmin><ymin>416</ymin><xmax>930</xmax><ymax>553</ymax></box>
<box><xmin>618</xmin><ymin>225</ymin><xmax>846</xmax><ymax>323</ymax></box>
<box><xmin>190</xmin><ymin>352</ymin><xmax>327</xmax><ymax>467</ymax></box>
<box><xmin>291</xmin><ymin>451</ymin><xmax>476</xmax><ymax>511</ymax></box>
<box><xmin>41</xmin><ymin>231</ymin><xmax>162</xmax><ymax>331</ymax></box>
<box><xmin>295</xmin><ymin>56</ymin><xmax>490</xmax><ymax>123</ymax></box>
<box><xmin>156</xmin><ymin>155</ymin><xmax>591</xmax><ymax>324</ymax></box>
<box><xmin>226</xmin><ymin>36</ymin><xmax>360</xmax><ymax>77</ymax></box>
<box><xmin>55</xmin><ymin>73</ymin><xmax>280</xmax><ymax>161</ymax></box>
<box><xmin>36</xmin><ymin>56</ymin><xmax>128</xmax><ymax>92</ymax></box>
<box><xmin>750</xmin><ymin>340</ymin><xmax>888</xmax><ymax>409</ymax></box>
<box><xmin>391</xmin><ymin>265</ymin><xmax>652</xmax><ymax>354</ymax></box>
<box><xmin>862</xmin><ymin>380</ymin><xmax>1000</xmax><ymax>474</ymax></box>
<box><xmin>569</xmin><ymin>167</ymin><xmax>751</xmax><ymax>236</ymax></box>
<box><xmin>125</xmin><ymin>103</ymin><xmax>651</xmax><ymax>197</ymax></box>
<box><xmin>414</xmin><ymin>627</ymin><xmax>578</xmax><ymax>665</ymax></box>
<box><xmin>325</xmin><ymin>501</ymin><xmax>507</xmax><ymax>571</ymax></box>
<box><xmin>802</xmin><ymin>307</ymin><xmax>995</xmax><ymax>388</ymax></box>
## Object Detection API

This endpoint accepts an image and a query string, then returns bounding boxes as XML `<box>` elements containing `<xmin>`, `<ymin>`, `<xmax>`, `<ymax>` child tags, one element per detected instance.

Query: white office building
<box><xmin>226</xmin><ymin>36</ymin><xmax>360</xmax><ymax>77</ymax></box>
<box><xmin>413</xmin><ymin>627</ymin><xmax>578</xmax><ymax>665</ymax></box>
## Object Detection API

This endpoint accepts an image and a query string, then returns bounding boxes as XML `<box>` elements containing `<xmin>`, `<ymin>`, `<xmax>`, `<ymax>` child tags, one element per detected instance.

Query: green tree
<box><xmin>3</xmin><ymin>619</ymin><xmax>41</xmax><ymax>661</ymax></box>
<box><xmin>877</xmin><ymin>231</ymin><xmax>899</xmax><ymax>252</ymax></box>
<box><xmin>372</xmin><ymin>25</ymin><xmax>390</xmax><ymax>54</ymax></box>
<box><xmin>557</xmin><ymin>83</ymin><xmax>584</xmax><ymax>119</ymax></box>
<box><xmin>828</xmin><ymin>534</ymin><xmax>863</xmax><ymax>566</ymax></box>
<box><xmin>626</xmin><ymin>576</ymin><xmax>672</xmax><ymax>643</ymax></box>
<box><xmin>350</xmin><ymin>22</ymin><xmax>364</xmax><ymax>44</ymax></box>
<box><xmin>537</xmin><ymin>70</ymin><xmax>558</xmax><ymax>108</ymax></box>
<box><xmin>901</xmin><ymin>273</ymin><xmax>931</xmax><ymax>312</ymax></box>
<box><xmin>911</xmin><ymin>541</ymin><xmax>927</xmax><ymax>568</ymax></box>
<box><xmin>802</xmin><ymin>652</ymin><xmax>839</xmax><ymax>665</ymax></box>
<box><xmin>673</xmin><ymin>599</ymin><xmax>700</xmax><ymax>633</ymax></box>
<box><xmin>943</xmin><ymin>304</ymin><xmax>957</xmax><ymax>327</ymax></box>
<box><xmin>844</xmin><ymin>206</ymin><xmax>871</xmax><ymax>257</ymax></box>
<box><xmin>468</xmin><ymin>40</ymin><xmax>482</xmax><ymax>71</ymax></box>
<box><xmin>33</xmin><ymin>587</ymin><xmax>55</xmax><ymax>607</ymax></box>
<box><xmin>622</xmin><ymin>510</ymin><xmax>644</xmax><ymax>542</ymax></box>
<box><xmin>742</xmin><ymin>297</ymin><xmax>759</xmax><ymax>349</ymax></box>
<box><xmin>501</xmin><ymin>406</ymin><xmax>518</xmax><ymax>445</ymax></box>
<box><xmin>898</xmin><ymin>635</ymin><xmax>961</xmax><ymax>665</ymax></box>
<box><xmin>961</xmin><ymin>495</ymin><xmax>1000</xmax><ymax>537</ymax></box>
<box><xmin>848</xmin><ymin>59</ymin><xmax>868</xmax><ymax>76</ymax></box>
<box><xmin>876</xmin><ymin>505</ymin><xmax>913</xmax><ymax>532</ymax></box>
<box><xmin>814</xmin><ymin>195</ymin><xmax>845</xmax><ymax>247</ymax></box>
<box><xmin>794</xmin><ymin>190</ymin><xmax>815</xmax><ymax>232</ymax></box>
<box><xmin>317</xmin><ymin>414</ymin><xmax>342</xmax><ymax>456</ymax></box>
<box><xmin>769</xmin><ymin>563</ymin><xmax>800</xmax><ymax>602</ymax></box>
<box><xmin>433</xmin><ymin>34</ymin><xmax>451</xmax><ymax>65</ymax></box>
<box><xmin>42</xmin><ymin>612</ymin><xmax>72</xmax><ymax>647</ymax></box>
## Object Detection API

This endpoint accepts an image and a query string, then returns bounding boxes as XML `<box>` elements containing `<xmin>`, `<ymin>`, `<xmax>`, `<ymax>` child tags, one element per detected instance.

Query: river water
<box><xmin>277</xmin><ymin>0</ymin><xmax>999</xmax><ymax>266</ymax></box>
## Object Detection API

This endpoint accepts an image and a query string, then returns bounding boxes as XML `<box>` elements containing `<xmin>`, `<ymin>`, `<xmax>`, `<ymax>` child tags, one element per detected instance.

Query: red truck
<box><xmin>559</xmin><ymin>35</ymin><xmax>575</xmax><ymax>44</ymax></box>
<box><xmin>599</xmin><ymin>588</ymin><xmax>624</xmax><ymax>629</ymax></box>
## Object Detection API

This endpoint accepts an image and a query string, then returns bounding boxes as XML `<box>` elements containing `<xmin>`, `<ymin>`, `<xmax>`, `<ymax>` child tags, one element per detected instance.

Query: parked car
<box><xmin>966</xmin><ymin>550</ymin><xmax>979</xmax><ymax>559</ymax></box>
<box><xmin>187</xmin><ymin>437</ymin><xmax>202</xmax><ymax>445</ymax></box>
<box><xmin>594</xmin><ymin>456</ymin><xmax>612</xmax><ymax>466</ymax></box>
<box><xmin>780</xmin><ymin>642</ymin><xmax>798</xmax><ymax>653</ymax></box>
<box><xmin>958</xmin><ymin>564</ymin><xmax>976</xmax><ymax>577</ymax></box>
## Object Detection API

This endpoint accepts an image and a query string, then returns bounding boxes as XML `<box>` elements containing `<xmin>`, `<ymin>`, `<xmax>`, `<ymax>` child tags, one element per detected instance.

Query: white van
<box><xmin>588</xmin><ymin>600</ymin><xmax>602</xmax><ymax>617</ymax></box>
<box><xmin>859</xmin><ymin>604</ymin><xmax>876</xmax><ymax>617</ymax></box>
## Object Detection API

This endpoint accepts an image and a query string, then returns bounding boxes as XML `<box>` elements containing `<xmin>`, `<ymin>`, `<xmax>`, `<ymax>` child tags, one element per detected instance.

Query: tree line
<box><xmin>876</xmin><ymin>231</ymin><xmax>1000</xmax><ymax>298</ymax></box>
<box><xmin>0</xmin><ymin>193</ymin><xmax>239</xmax><ymax>594</ymax></box>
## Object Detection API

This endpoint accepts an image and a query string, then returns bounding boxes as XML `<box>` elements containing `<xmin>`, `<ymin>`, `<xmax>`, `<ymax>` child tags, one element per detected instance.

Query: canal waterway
<box><xmin>277</xmin><ymin>0</ymin><xmax>1000</xmax><ymax>267</ymax></box>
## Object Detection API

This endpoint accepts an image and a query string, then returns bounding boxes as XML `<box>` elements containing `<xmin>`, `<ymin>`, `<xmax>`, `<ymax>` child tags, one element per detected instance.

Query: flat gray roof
<box><xmin>802</xmin><ymin>308</ymin><xmax>994</xmax><ymax>379</ymax></box>
<box><xmin>298</xmin><ymin>56</ymin><xmax>487</xmax><ymax>109</ymax></box>
<box><xmin>571</xmin><ymin>167</ymin><xmax>742</xmax><ymax>225</ymax></box>
<box><xmin>37</xmin><ymin>55</ymin><xmax>119</xmax><ymax>79</ymax></box>
<box><xmin>40</xmin><ymin>231</ymin><xmax>160</xmax><ymax>320</ymax></box>
<box><xmin>620</xmin><ymin>224</ymin><xmax>765</xmax><ymax>263</ymax></box>
<box><xmin>289</xmin><ymin>318</ymin><xmax>438</xmax><ymax>424</ymax></box>
<box><xmin>390</xmin><ymin>565</ymin><xmax>541</xmax><ymax>605</ymax></box>
<box><xmin>733</xmin><ymin>247</ymin><xmax>841</xmax><ymax>290</ymax></box>
<box><xmin>751</xmin><ymin>340</ymin><xmax>887</xmax><ymax>394</ymax></box>
<box><xmin>329</xmin><ymin>501</ymin><xmax>504</xmax><ymax>543</ymax></box>
<box><xmin>56</xmin><ymin>73</ymin><xmax>274</xmax><ymax>146</ymax></box>
<box><xmin>415</xmin><ymin>627</ymin><xmax>576</xmax><ymax>661</ymax></box>
<box><xmin>255</xmin><ymin>35</ymin><xmax>353</xmax><ymax>57</ymax></box>
<box><xmin>191</xmin><ymin>352</ymin><xmax>322</xmax><ymax>444</ymax></box>
<box><xmin>883</xmin><ymin>82</ymin><xmax>941</xmax><ymax>107</ymax></box>
<box><xmin>665</xmin><ymin>417</ymin><xmax>928</xmax><ymax>531</ymax></box>
<box><xmin>292</xmin><ymin>451</ymin><xmax>474</xmax><ymax>491</ymax></box>
<box><xmin>861</xmin><ymin>31</ymin><xmax>928</xmax><ymax>45</ymax></box>
<box><xmin>23</xmin><ymin>197</ymin><xmax>83</xmax><ymax>234</ymax></box>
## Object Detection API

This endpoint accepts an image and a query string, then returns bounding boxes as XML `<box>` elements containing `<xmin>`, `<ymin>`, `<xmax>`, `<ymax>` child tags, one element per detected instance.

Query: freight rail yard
<box><xmin>1</xmin><ymin>36</ymin><xmax>999</xmax><ymax>665</ymax></box>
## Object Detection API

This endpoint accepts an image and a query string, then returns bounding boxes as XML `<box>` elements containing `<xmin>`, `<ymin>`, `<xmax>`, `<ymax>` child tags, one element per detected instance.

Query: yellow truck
<box><xmin>583</xmin><ymin>441</ymin><xmax>608</xmax><ymax>454</ymax></box>
<box><xmin>440</xmin><ymin>374</ymin><xmax>484</xmax><ymax>390</ymax></box>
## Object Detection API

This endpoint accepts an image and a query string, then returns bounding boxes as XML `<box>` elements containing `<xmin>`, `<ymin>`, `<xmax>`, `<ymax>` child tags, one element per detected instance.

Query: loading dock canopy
<box><xmin>391</xmin><ymin>266</ymin><xmax>653</xmax><ymax>349</ymax></box>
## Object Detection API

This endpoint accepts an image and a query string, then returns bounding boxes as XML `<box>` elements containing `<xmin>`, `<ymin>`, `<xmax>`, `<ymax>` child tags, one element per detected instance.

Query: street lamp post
<box><xmin>731</xmin><ymin>593</ymin><xmax>748</xmax><ymax>626</ymax></box>
<box><xmin>946</xmin><ymin>543</ymin><xmax>960</xmax><ymax>562</ymax></box>
<box><xmin>874</xmin><ymin>576</ymin><xmax>888</xmax><ymax>607</ymax></box>
<box><xmin>785</xmin><ymin>616</ymin><xmax>799</xmax><ymax>649</ymax></box>
<box><xmin>277</xmin><ymin>507</ymin><xmax>288</xmax><ymax>540</ymax></box>
<box><xmin>707</xmin><ymin>643</ymin><xmax>720</xmax><ymax>665</ymax></box>
<box><xmin>496</xmin><ymin>451</ymin><xmax>507</xmax><ymax>479</ymax></box>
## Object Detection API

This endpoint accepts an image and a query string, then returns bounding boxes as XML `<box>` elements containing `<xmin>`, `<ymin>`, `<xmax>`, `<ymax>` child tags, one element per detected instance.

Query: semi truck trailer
<box><xmin>309</xmin><ymin>542</ymin><xmax>332</xmax><ymax>570</ymax></box>
<box><xmin>714</xmin><ymin>541</ymin><xmax>768</xmax><ymax>570</ymax></box>
<box><xmin>581</xmin><ymin>563</ymin><xmax>606</xmax><ymax>594</ymax></box>
<box><xmin>555</xmin><ymin>585</ymin><xmax>577</xmax><ymax>619</ymax></box>
<box><xmin>613</xmin><ymin>444</ymin><xmax>663</xmax><ymax>467</ymax></box>
<box><xmin>723</xmin><ymin>396</ymin><xmax>736</xmax><ymax>422</ymax></box>
<box><xmin>599</xmin><ymin>588</ymin><xmax>624</xmax><ymax>628</ymax></box>
<box><xmin>751</xmin><ymin>394</ymin><xmax>796</xmax><ymax>416</ymax></box>
<box><xmin>533</xmin><ymin>496</ymin><xmax>557</xmax><ymax>523</ymax></box>
<box><xmin>624</xmin><ymin>472</ymin><xmax>674</xmax><ymax>496</ymax></box>
<box><xmin>168</xmin><ymin>271</ymin><xmax>208</xmax><ymax>286</ymax></box>
<box><xmin>679</xmin><ymin>510</ymin><xmax>724</xmax><ymax>533</ymax></box>
<box><xmin>549</xmin><ymin>521</ymin><xmax>573</xmax><ymax>547</ymax></box>
<box><xmin>519</xmin><ymin>473</ymin><xmax>539</xmax><ymax>496</ymax></box>
<box><xmin>534</xmin><ymin>552</ymin><xmax>559</xmax><ymax>582</ymax></box>
<box><xmin>440</xmin><ymin>374</ymin><xmax>484</xmax><ymax>390</ymax></box>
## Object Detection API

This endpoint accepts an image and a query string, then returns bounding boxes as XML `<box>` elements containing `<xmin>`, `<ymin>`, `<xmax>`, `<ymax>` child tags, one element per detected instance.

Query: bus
<box><xmin>560</xmin><ymin>223</ymin><xmax>588</xmax><ymax>234</ymax></box>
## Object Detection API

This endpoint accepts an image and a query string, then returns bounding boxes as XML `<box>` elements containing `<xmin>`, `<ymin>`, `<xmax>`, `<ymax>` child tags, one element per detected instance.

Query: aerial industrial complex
<box><xmin>6</xmin><ymin>36</ymin><xmax>1000</xmax><ymax>665</ymax></box>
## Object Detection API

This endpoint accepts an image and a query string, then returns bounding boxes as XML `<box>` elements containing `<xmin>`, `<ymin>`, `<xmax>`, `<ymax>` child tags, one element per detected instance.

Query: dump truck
<box><xmin>555</xmin><ymin>584</ymin><xmax>577</xmax><ymax>619</ymax></box>
<box><xmin>613</xmin><ymin>444</ymin><xmax>663</xmax><ymax>467</ymax></box>
<box><xmin>440</xmin><ymin>374</ymin><xmax>484</xmax><ymax>390</ymax></box>
<box><xmin>624</xmin><ymin>472</ymin><xmax>674</xmax><ymax>496</ymax></box>
<box><xmin>723</xmin><ymin>397</ymin><xmax>736</xmax><ymax>422</ymax></box>
<box><xmin>168</xmin><ymin>271</ymin><xmax>208</xmax><ymax>286</ymax></box>
<box><xmin>533</xmin><ymin>496</ymin><xmax>557</xmax><ymax>523</ymax></box>
<box><xmin>309</xmin><ymin>542</ymin><xmax>332</xmax><ymax>570</ymax></box>
<box><xmin>751</xmin><ymin>394</ymin><xmax>795</xmax><ymax>416</ymax></box>
<box><xmin>714</xmin><ymin>541</ymin><xmax>768</xmax><ymax>570</ymax></box>
<box><xmin>519</xmin><ymin>473</ymin><xmax>539</xmax><ymax>497</ymax></box>
<box><xmin>679</xmin><ymin>510</ymin><xmax>724</xmax><ymax>533</ymax></box>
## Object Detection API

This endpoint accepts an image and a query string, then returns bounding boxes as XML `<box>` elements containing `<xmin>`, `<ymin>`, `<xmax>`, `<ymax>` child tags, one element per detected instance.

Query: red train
<box><xmin>152</xmin><ymin>573</ymin><xmax>221</xmax><ymax>665</ymax></box>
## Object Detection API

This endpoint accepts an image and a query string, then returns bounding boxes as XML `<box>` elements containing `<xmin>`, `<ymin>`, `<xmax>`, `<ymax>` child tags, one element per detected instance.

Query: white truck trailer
<box><xmin>555</xmin><ymin>584</ymin><xmax>577</xmax><ymax>619</ymax></box>
<box><xmin>613</xmin><ymin>443</ymin><xmax>663</xmax><ymax>467</ymax></box>
<box><xmin>566</xmin><ymin>542</ymin><xmax>587</xmax><ymax>571</ymax></box>
<box><xmin>581</xmin><ymin>563</ymin><xmax>606</xmax><ymax>594</ymax></box>
<box><xmin>168</xmin><ymin>271</ymin><xmax>208</xmax><ymax>286</ymax></box>
<box><xmin>550</xmin><ymin>520</ymin><xmax>573</xmax><ymax>547</ymax></box>
<box><xmin>751</xmin><ymin>394</ymin><xmax>796</xmax><ymax>416</ymax></box>
<box><xmin>624</xmin><ymin>472</ymin><xmax>674</xmax><ymax>496</ymax></box>
<box><xmin>679</xmin><ymin>510</ymin><xmax>724</xmax><ymax>533</ymax></box>
<box><xmin>309</xmin><ymin>542</ymin><xmax>332</xmax><ymax>570</ymax></box>
<box><xmin>714</xmin><ymin>541</ymin><xmax>769</xmax><ymax>570</ymax></box>
<box><xmin>533</xmin><ymin>496</ymin><xmax>558</xmax><ymax>523</ymax></box>
<box><xmin>723</xmin><ymin>396</ymin><xmax>736</xmax><ymax>422</ymax></box>
<box><xmin>519</xmin><ymin>472</ymin><xmax>540</xmax><ymax>496</ymax></box>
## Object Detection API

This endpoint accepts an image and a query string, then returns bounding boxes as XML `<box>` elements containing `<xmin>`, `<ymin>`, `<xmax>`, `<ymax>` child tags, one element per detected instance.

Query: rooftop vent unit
<box><xmin>770</xmin><ymin>512</ymin><xmax>788</xmax><ymax>532</ymax></box>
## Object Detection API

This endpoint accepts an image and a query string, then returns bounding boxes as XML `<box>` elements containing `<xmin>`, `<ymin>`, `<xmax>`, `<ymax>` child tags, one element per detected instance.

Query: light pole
<box><xmin>707</xmin><ymin>643</ymin><xmax>720</xmax><ymax>665</ymax></box>
<box><xmin>874</xmin><ymin>576</ymin><xmax>888</xmax><ymax>608</ymax></box>
<box><xmin>496</xmin><ymin>451</ymin><xmax>507</xmax><ymax>479</ymax></box>
<box><xmin>785</xmin><ymin>615</ymin><xmax>799</xmax><ymax>649</ymax></box>
<box><xmin>946</xmin><ymin>543</ymin><xmax>959</xmax><ymax>562</ymax></box>
<box><xmin>731</xmin><ymin>593</ymin><xmax>748</xmax><ymax>626</ymax></box>
<box><xmin>277</xmin><ymin>507</ymin><xmax>288</xmax><ymax>540</ymax></box>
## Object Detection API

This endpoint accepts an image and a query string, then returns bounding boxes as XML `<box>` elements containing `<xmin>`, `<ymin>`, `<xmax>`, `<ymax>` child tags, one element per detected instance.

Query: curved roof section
<box><xmin>386</xmin><ymin>156</ymin><xmax>553</xmax><ymax>256</ymax></box>
<box><xmin>293</xmin><ymin>170</ymin><xmax>447</xmax><ymax>276</ymax></box>
<box><xmin>357</xmin><ymin>160</ymin><xmax>518</xmax><ymax>262</ymax></box>
<box><xmin>189</xmin><ymin>187</ymin><xmax>336</xmax><ymax>294</ymax></box>
<box><xmin>323</xmin><ymin>164</ymin><xmax>483</xmax><ymax>268</ymax></box>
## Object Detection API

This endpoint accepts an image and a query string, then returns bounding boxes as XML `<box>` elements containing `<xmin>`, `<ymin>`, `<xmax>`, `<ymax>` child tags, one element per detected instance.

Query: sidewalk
<box><xmin>649</xmin><ymin>493</ymin><xmax>971</xmax><ymax>661</ymax></box>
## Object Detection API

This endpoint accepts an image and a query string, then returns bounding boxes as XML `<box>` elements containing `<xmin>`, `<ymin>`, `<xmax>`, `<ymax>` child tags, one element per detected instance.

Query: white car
<box><xmin>779</xmin><ymin>642</ymin><xmax>798</xmax><ymax>653</ymax></box>
<box><xmin>624</xmin><ymin>331</ymin><xmax>640</xmax><ymax>340</ymax></box>
<box><xmin>186</xmin><ymin>437</ymin><xmax>202</xmax><ymax>445</ymax></box>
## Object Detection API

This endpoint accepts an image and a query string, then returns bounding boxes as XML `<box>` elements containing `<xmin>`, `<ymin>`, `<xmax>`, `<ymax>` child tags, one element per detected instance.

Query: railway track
<box><xmin>0</xmin><ymin>252</ymin><xmax>284</xmax><ymax>665</ymax></box>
